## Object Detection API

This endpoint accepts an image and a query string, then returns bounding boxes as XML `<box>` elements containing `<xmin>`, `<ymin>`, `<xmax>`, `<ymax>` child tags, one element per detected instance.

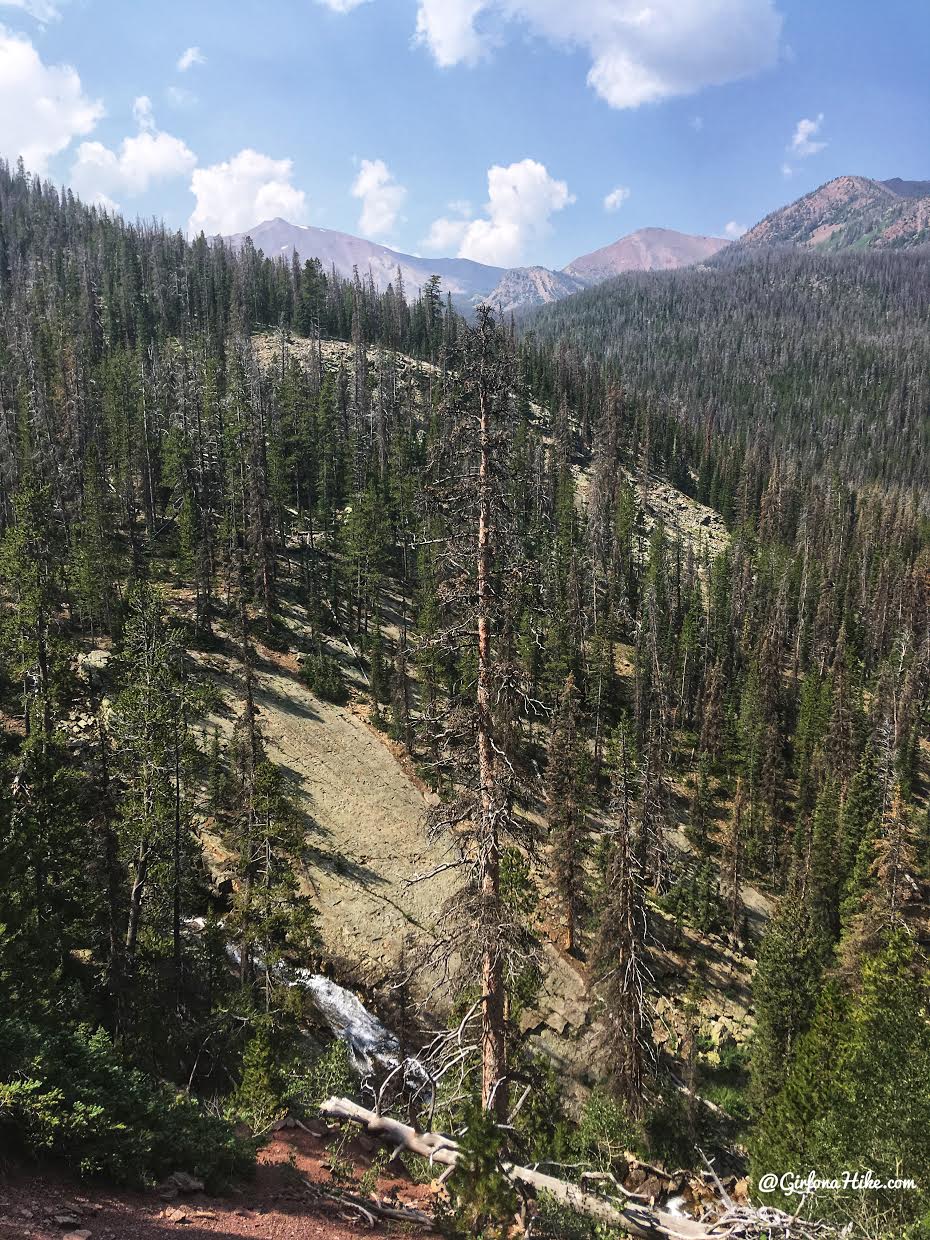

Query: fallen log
<box><xmin>319</xmin><ymin>1096</ymin><xmax>712</xmax><ymax>1239</ymax></box>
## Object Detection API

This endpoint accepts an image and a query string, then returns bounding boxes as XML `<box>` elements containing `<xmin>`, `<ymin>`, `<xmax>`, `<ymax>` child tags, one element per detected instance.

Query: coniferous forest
<box><xmin>0</xmin><ymin>160</ymin><xmax>929</xmax><ymax>1239</ymax></box>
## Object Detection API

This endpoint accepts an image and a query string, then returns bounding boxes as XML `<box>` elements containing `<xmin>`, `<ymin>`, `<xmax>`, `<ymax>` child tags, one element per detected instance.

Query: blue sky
<box><xmin>1</xmin><ymin>0</ymin><xmax>928</xmax><ymax>269</ymax></box>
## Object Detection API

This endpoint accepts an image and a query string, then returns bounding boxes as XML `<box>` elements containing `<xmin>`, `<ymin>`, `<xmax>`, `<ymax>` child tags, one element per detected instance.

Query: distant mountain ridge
<box><xmin>220</xmin><ymin>174</ymin><xmax>930</xmax><ymax>315</ymax></box>
<box><xmin>739</xmin><ymin>175</ymin><xmax>930</xmax><ymax>251</ymax></box>
<box><xmin>220</xmin><ymin>218</ymin><xmax>507</xmax><ymax>304</ymax></box>
<box><xmin>563</xmin><ymin>226</ymin><xmax>729</xmax><ymax>283</ymax></box>
<box><xmin>220</xmin><ymin>219</ymin><xmax>730</xmax><ymax>314</ymax></box>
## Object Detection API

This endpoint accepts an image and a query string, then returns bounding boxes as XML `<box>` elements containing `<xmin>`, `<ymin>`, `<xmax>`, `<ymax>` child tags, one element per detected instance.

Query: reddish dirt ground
<box><xmin>0</xmin><ymin>1128</ymin><xmax>439</xmax><ymax>1240</ymax></box>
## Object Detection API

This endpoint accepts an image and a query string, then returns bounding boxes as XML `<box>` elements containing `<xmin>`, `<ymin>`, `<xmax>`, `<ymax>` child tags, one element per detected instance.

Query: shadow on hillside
<box><xmin>253</xmin><ymin>679</ymin><xmax>323</xmax><ymax>724</ymax></box>
<box><xmin>304</xmin><ymin>844</ymin><xmax>387</xmax><ymax>892</ymax></box>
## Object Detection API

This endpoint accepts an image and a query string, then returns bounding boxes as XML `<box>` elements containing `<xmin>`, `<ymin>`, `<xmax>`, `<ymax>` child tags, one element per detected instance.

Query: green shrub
<box><xmin>662</xmin><ymin>860</ymin><xmax>721</xmax><ymax>935</ymax></box>
<box><xmin>233</xmin><ymin>1019</ymin><xmax>287</xmax><ymax>1130</ymax></box>
<box><xmin>716</xmin><ymin>1038</ymin><xmax>750</xmax><ymax>1074</ymax></box>
<box><xmin>301</xmin><ymin>647</ymin><xmax>349</xmax><ymax>705</ymax></box>
<box><xmin>0</xmin><ymin>1017</ymin><xmax>253</xmax><ymax>1187</ymax></box>
<box><xmin>438</xmin><ymin>1102</ymin><xmax>518</xmax><ymax>1240</ymax></box>
<box><xmin>572</xmin><ymin>1089</ymin><xmax>637</xmax><ymax>1173</ymax></box>
<box><xmin>702</xmin><ymin>1084</ymin><xmax>750</xmax><ymax>1123</ymax></box>
<box><xmin>531</xmin><ymin>1196</ymin><xmax>625</xmax><ymax>1240</ymax></box>
<box><xmin>898</xmin><ymin>1216</ymin><xmax>930</xmax><ymax>1240</ymax></box>
<box><xmin>282</xmin><ymin>1038</ymin><xmax>355</xmax><ymax>1116</ymax></box>
<box><xmin>642</xmin><ymin>1090</ymin><xmax>695</xmax><ymax>1167</ymax></box>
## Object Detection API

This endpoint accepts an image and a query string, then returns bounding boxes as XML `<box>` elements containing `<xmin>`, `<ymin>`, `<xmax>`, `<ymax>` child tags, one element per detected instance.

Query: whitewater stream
<box><xmin>185</xmin><ymin>918</ymin><xmax>421</xmax><ymax>1082</ymax></box>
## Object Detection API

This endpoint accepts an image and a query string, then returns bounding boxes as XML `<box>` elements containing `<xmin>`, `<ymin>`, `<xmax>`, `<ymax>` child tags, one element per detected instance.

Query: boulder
<box><xmin>168</xmin><ymin>1171</ymin><xmax>205</xmax><ymax>1193</ymax></box>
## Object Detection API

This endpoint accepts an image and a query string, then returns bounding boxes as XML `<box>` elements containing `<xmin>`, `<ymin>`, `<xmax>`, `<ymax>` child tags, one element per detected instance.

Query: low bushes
<box><xmin>0</xmin><ymin>1017</ymin><xmax>253</xmax><ymax>1187</ymax></box>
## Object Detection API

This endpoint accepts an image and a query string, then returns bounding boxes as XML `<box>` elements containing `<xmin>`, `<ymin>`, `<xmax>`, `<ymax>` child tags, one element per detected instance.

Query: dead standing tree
<box><xmin>592</xmin><ymin>722</ymin><xmax>654</xmax><ymax>1117</ymax></box>
<box><xmin>415</xmin><ymin>305</ymin><xmax>536</xmax><ymax>1122</ymax></box>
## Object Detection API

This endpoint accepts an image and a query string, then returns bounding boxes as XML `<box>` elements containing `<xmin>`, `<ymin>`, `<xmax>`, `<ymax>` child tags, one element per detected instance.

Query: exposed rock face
<box><xmin>482</xmin><ymin>265</ymin><xmax>587</xmax><ymax>313</ymax></box>
<box><xmin>739</xmin><ymin>174</ymin><xmax>930</xmax><ymax>250</ymax></box>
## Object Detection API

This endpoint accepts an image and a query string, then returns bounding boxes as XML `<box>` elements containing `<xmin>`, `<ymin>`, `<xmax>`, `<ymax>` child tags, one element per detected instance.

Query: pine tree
<box><xmin>71</xmin><ymin>453</ymin><xmax>120</xmax><ymax>637</ymax></box>
<box><xmin>838</xmin><ymin>746</ymin><xmax>881</xmax><ymax>899</ymax></box>
<box><xmin>720</xmin><ymin>779</ymin><xmax>745</xmax><ymax>939</ymax></box>
<box><xmin>223</xmin><ymin>657</ymin><xmax>318</xmax><ymax>998</ymax></box>
<box><xmin>750</xmin><ymin>887</ymin><xmax>826</xmax><ymax>1109</ymax></box>
<box><xmin>419</xmin><ymin>307</ymin><xmax>532</xmax><ymax>1120</ymax></box>
<box><xmin>842</xmin><ymin>783</ymin><xmax>925</xmax><ymax>969</ymax></box>
<box><xmin>592</xmin><ymin>723</ymin><xmax>651</xmax><ymax>1116</ymax></box>
<box><xmin>753</xmin><ymin>934</ymin><xmax>930</xmax><ymax>1229</ymax></box>
<box><xmin>545</xmin><ymin>674</ymin><xmax>591</xmax><ymax>956</ymax></box>
<box><xmin>807</xmin><ymin>777</ymin><xmax>841</xmax><ymax>948</ymax></box>
<box><xmin>109</xmin><ymin>586</ymin><xmax>210</xmax><ymax>981</ymax></box>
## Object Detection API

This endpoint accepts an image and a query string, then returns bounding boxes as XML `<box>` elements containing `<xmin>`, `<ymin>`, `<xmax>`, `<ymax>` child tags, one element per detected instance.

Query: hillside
<box><xmin>2</xmin><ymin>164</ymin><xmax>930</xmax><ymax>1240</ymax></box>
<box><xmin>521</xmin><ymin>245</ymin><xmax>930</xmax><ymax>493</ymax></box>
<box><xmin>740</xmin><ymin>174</ymin><xmax>930</xmax><ymax>250</ymax></box>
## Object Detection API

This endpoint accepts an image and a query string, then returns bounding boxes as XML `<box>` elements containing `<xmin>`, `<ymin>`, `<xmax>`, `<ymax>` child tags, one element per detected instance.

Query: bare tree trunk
<box><xmin>125</xmin><ymin>839</ymin><xmax>149</xmax><ymax>959</ymax></box>
<box><xmin>172</xmin><ymin>722</ymin><xmax>183</xmax><ymax>1005</ymax></box>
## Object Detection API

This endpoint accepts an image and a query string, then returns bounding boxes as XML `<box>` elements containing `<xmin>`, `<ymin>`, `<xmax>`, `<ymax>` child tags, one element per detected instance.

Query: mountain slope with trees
<box><xmin>739</xmin><ymin>174</ymin><xmax>930</xmax><ymax>250</ymax></box>
<box><xmin>0</xmin><ymin>159</ymin><xmax>928</xmax><ymax>1239</ymax></box>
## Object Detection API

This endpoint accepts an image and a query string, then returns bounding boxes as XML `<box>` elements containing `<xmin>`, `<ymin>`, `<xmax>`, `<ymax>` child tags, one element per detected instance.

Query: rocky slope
<box><xmin>740</xmin><ymin>174</ymin><xmax>930</xmax><ymax>250</ymax></box>
<box><xmin>483</xmin><ymin>264</ymin><xmax>587</xmax><ymax>313</ymax></box>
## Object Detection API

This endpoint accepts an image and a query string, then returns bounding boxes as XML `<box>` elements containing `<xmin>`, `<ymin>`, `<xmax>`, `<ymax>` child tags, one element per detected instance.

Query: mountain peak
<box><xmin>562</xmin><ymin>227</ymin><xmax>729</xmax><ymax>284</ymax></box>
<box><xmin>740</xmin><ymin>174</ymin><xmax>930</xmax><ymax>250</ymax></box>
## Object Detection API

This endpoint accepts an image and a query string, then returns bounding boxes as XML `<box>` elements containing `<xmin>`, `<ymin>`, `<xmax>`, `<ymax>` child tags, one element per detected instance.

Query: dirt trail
<box><xmin>200</xmin><ymin>641</ymin><xmax>459</xmax><ymax>988</ymax></box>
<box><xmin>0</xmin><ymin>1128</ymin><xmax>438</xmax><ymax>1240</ymax></box>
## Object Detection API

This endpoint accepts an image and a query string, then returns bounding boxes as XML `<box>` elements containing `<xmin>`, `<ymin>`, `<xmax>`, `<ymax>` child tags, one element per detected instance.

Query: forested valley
<box><xmin>0</xmin><ymin>159</ymin><xmax>929</xmax><ymax>1240</ymax></box>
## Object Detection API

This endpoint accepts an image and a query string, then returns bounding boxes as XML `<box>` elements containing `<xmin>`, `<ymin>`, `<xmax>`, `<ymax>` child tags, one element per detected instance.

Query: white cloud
<box><xmin>70</xmin><ymin>98</ymin><xmax>196</xmax><ymax>207</ymax></box>
<box><xmin>351</xmin><ymin>157</ymin><xmax>406</xmax><ymax>237</ymax></box>
<box><xmin>315</xmin><ymin>0</ymin><xmax>371</xmax><ymax>10</ymax></box>
<box><xmin>421</xmin><ymin>215</ymin><xmax>471</xmax><ymax>254</ymax></box>
<box><xmin>724</xmin><ymin>219</ymin><xmax>746</xmax><ymax>238</ymax></box>
<box><xmin>0</xmin><ymin>25</ymin><xmax>103</xmax><ymax>172</ymax></box>
<box><xmin>189</xmin><ymin>149</ymin><xmax>307</xmax><ymax>236</ymax></box>
<box><xmin>603</xmin><ymin>185</ymin><xmax>631</xmax><ymax>212</ymax></box>
<box><xmin>177</xmin><ymin>45</ymin><xmax>205</xmax><ymax>72</ymax></box>
<box><xmin>421</xmin><ymin>200</ymin><xmax>474</xmax><ymax>253</ymax></box>
<box><xmin>690</xmin><ymin>115</ymin><xmax>705</xmax><ymax>131</ymax></box>
<box><xmin>789</xmin><ymin>112</ymin><xmax>826</xmax><ymax>157</ymax></box>
<box><xmin>91</xmin><ymin>191</ymin><xmax>119</xmax><ymax>213</ymax></box>
<box><xmin>120</xmin><ymin>130</ymin><xmax>196</xmax><ymax>190</ymax></box>
<box><xmin>0</xmin><ymin>0</ymin><xmax>64</xmax><ymax>21</ymax></box>
<box><xmin>781</xmin><ymin>161</ymin><xmax>793</xmax><ymax>178</ymax></box>
<box><xmin>414</xmin><ymin>0</ymin><xmax>782</xmax><ymax>107</ymax></box>
<box><xmin>425</xmin><ymin>158</ymin><xmax>573</xmax><ymax>267</ymax></box>
<box><xmin>415</xmin><ymin>0</ymin><xmax>487</xmax><ymax>66</ymax></box>
<box><xmin>132</xmin><ymin>94</ymin><xmax>154</xmax><ymax>130</ymax></box>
